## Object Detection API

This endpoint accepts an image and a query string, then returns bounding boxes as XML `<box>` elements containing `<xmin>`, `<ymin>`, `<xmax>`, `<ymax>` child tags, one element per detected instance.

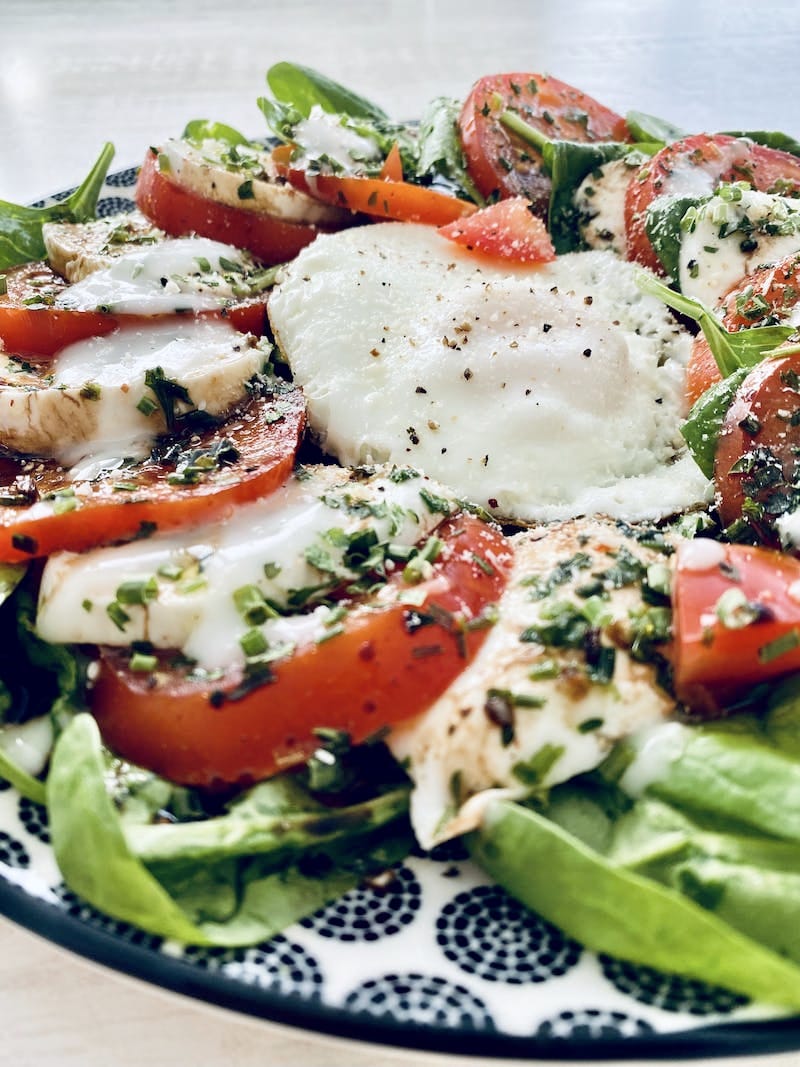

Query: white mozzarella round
<box><xmin>0</xmin><ymin>318</ymin><xmax>264</xmax><ymax>462</ymax></box>
<box><xmin>574</xmin><ymin>157</ymin><xmax>634</xmax><ymax>255</ymax></box>
<box><xmin>36</xmin><ymin>464</ymin><xmax>455</xmax><ymax>671</ymax></box>
<box><xmin>269</xmin><ymin>224</ymin><xmax>708</xmax><ymax>522</ymax></box>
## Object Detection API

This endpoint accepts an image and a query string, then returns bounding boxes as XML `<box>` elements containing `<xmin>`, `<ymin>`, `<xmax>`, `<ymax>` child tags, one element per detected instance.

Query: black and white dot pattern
<box><xmin>18</xmin><ymin>797</ymin><xmax>49</xmax><ymax>844</ymax></box>
<box><xmin>180</xmin><ymin>935</ymin><xmax>323</xmax><ymax>1000</ymax></box>
<box><xmin>53</xmin><ymin>884</ymin><xmax>163</xmax><ymax>951</ymax></box>
<box><xmin>96</xmin><ymin>196</ymin><xmax>136</xmax><ymax>218</ymax></box>
<box><xmin>599</xmin><ymin>955</ymin><xmax>748</xmax><ymax>1014</ymax></box>
<box><xmin>104</xmin><ymin>166</ymin><xmax>139</xmax><ymax>188</ymax></box>
<box><xmin>344</xmin><ymin>972</ymin><xmax>496</xmax><ymax>1031</ymax></box>
<box><xmin>0</xmin><ymin>830</ymin><xmax>30</xmax><ymax>869</ymax></box>
<box><xmin>535</xmin><ymin>1008</ymin><xmax>655</xmax><ymax>1041</ymax></box>
<box><xmin>436</xmin><ymin>884</ymin><xmax>582</xmax><ymax>983</ymax></box>
<box><xmin>300</xmin><ymin>864</ymin><xmax>421</xmax><ymax>941</ymax></box>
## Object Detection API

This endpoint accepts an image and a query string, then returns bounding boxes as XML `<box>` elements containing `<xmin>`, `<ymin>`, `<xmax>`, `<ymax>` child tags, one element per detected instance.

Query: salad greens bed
<box><xmin>4</xmin><ymin>61</ymin><xmax>800</xmax><ymax>1011</ymax></box>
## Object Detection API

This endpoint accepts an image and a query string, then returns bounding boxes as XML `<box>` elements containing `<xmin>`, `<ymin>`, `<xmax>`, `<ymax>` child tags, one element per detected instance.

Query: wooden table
<box><xmin>3</xmin><ymin>2</ymin><xmax>800</xmax><ymax>1063</ymax></box>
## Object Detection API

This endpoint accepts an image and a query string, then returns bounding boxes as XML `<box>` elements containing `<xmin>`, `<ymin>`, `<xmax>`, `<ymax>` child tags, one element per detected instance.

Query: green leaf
<box><xmin>180</xmin><ymin>119</ymin><xmax>250</xmax><ymax>148</ymax></box>
<box><xmin>680</xmin><ymin>367</ymin><xmax>749</xmax><ymax>479</ymax></box>
<box><xmin>0</xmin><ymin>142</ymin><xmax>114</xmax><ymax>270</ymax></box>
<box><xmin>644</xmin><ymin>194</ymin><xmax>697</xmax><ymax>280</ymax></box>
<box><xmin>472</xmin><ymin>796</ymin><xmax>800</xmax><ymax>1006</ymax></box>
<box><xmin>416</xmin><ymin>97</ymin><xmax>483</xmax><ymax>204</ymax></box>
<box><xmin>266</xmin><ymin>62</ymin><xmax>389</xmax><ymax>122</ymax></box>
<box><xmin>723</xmin><ymin>129</ymin><xmax>800</xmax><ymax>158</ymax></box>
<box><xmin>0</xmin><ymin>563</ymin><xmax>26</xmax><ymax>608</ymax></box>
<box><xmin>764</xmin><ymin>676</ymin><xmax>800</xmax><ymax>758</ymax></box>
<box><xmin>0</xmin><ymin>742</ymin><xmax>46</xmax><ymax>804</ymax></box>
<box><xmin>625</xmin><ymin>109</ymin><xmax>685</xmax><ymax>144</ymax></box>
<box><xmin>637</xmin><ymin>271</ymin><xmax>796</xmax><ymax>377</ymax></box>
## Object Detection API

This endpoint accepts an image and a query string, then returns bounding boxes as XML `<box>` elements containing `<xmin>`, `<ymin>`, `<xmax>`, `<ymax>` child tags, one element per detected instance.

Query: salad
<box><xmin>4</xmin><ymin>62</ymin><xmax>800</xmax><ymax>1010</ymax></box>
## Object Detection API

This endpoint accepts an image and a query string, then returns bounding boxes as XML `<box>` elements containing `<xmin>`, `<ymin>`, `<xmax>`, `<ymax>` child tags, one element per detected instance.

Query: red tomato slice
<box><xmin>458</xmin><ymin>72</ymin><xmax>630</xmax><ymax>216</ymax></box>
<box><xmin>91</xmin><ymin>514</ymin><xmax>513</xmax><ymax>787</ymax></box>
<box><xmin>714</xmin><ymin>349</ymin><xmax>800</xmax><ymax>544</ymax></box>
<box><xmin>438</xmin><ymin>197</ymin><xmax>556</xmax><ymax>264</ymax></box>
<box><xmin>135</xmin><ymin>149</ymin><xmax>327</xmax><ymax>265</ymax></box>
<box><xmin>0</xmin><ymin>261</ymin><xmax>269</xmax><ymax>359</ymax></box>
<box><xmin>274</xmin><ymin>147</ymin><xmax>477</xmax><ymax>227</ymax></box>
<box><xmin>625</xmin><ymin>134</ymin><xmax>800</xmax><ymax>274</ymax></box>
<box><xmin>0</xmin><ymin>387</ymin><xmax>304</xmax><ymax>563</ymax></box>
<box><xmin>672</xmin><ymin>539</ymin><xmax>800</xmax><ymax>710</ymax></box>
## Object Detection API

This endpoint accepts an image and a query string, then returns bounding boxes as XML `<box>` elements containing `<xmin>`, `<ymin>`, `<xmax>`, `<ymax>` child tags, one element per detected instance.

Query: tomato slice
<box><xmin>672</xmin><ymin>539</ymin><xmax>800</xmax><ymax>710</ymax></box>
<box><xmin>0</xmin><ymin>387</ymin><xmax>304</xmax><ymax>563</ymax></box>
<box><xmin>91</xmin><ymin>514</ymin><xmax>513</xmax><ymax>787</ymax></box>
<box><xmin>625</xmin><ymin>134</ymin><xmax>800</xmax><ymax>274</ymax></box>
<box><xmin>713</xmin><ymin>349</ymin><xmax>800</xmax><ymax>544</ymax></box>
<box><xmin>135</xmin><ymin>149</ymin><xmax>328</xmax><ymax>265</ymax></box>
<box><xmin>438</xmin><ymin>197</ymin><xmax>556</xmax><ymax>264</ymax></box>
<box><xmin>458</xmin><ymin>72</ymin><xmax>630</xmax><ymax>216</ymax></box>
<box><xmin>0</xmin><ymin>260</ymin><xmax>270</xmax><ymax>359</ymax></box>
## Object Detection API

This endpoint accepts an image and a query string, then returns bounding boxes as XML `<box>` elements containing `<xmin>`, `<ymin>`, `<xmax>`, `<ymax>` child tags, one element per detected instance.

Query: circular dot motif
<box><xmin>535</xmin><ymin>1008</ymin><xmax>654</xmax><ymax>1041</ymax></box>
<box><xmin>0</xmin><ymin>776</ymin><xmax>10</xmax><ymax>792</ymax></box>
<box><xmin>105</xmin><ymin>166</ymin><xmax>139</xmax><ymax>188</ymax></box>
<box><xmin>53</xmin><ymin>884</ymin><xmax>162</xmax><ymax>951</ymax></box>
<box><xmin>300</xmin><ymin>864</ymin><xmax>421</xmax><ymax>942</ymax></box>
<box><xmin>18</xmin><ymin>797</ymin><xmax>50</xmax><ymax>843</ymax></box>
<box><xmin>344</xmin><ymin>972</ymin><xmax>495</xmax><ymax>1031</ymax></box>
<box><xmin>0</xmin><ymin>830</ymin><xmax>30</xmax><ymax>869</ymax></box>
<box><xmin>96</xmin><ymin>196</ymin><xmax>136</xmax><ymax>218</ymax></box>
<box><xmin>181</xmin><ymin>935</ymin><xmax>323</xmax><ymax>1000</ymax></box>
<box><xmin>436</xmin><ymin>884</ymin><xmax>581</xmax><ymax>983</ymax></box>
<box><xmin>599</xmin><ymin>955</ymin><xmax>748</xmax><ymax>1015</ymax></box>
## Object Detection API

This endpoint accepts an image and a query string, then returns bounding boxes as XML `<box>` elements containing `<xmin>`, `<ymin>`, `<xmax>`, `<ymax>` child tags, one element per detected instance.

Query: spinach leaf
<box><xmin>643</xmin><ymin>194</ymin><xmax>697</xmax><ymax>280</ymax></box>
<box><xmin>266</xmin><ymin>61</ymin><xmax>389</xmax><ymax>122</ymax></box>
<box><xmin>181</xmin><ymin>119</ymin><xmax>250</xmax><ymax>149</ymax></box>
<box><xmin>48</xmin><ymin>714</ymin><xmax>413</xmax><ymax>946</ymax></box>
<box><xmin>416</xmin><ymin>96</ymin><xmax>483</xmax><ymax>204</ymax></box>
<box><xmin>472</xmin><ymin>795</ymin><xmax>800</xmax><ymax>1006</ymax></box>
<box><xmin>0</xmin><ymin>563</ymin><xmax>25</xmax><ymax>609</ymax></box>
<box><xmin>625</xmin><ymin>109</ymin><xmax>685</xmax><ymax>144</ymax></box>
<box><xmin>0</xmin><ymin>142</ymin><xmax>114</xmax><ymax>270</ymax></box>
<box><xmin>723</xmin><ymin>129</ymin><xmax>800</xmax><ymax>158</ymax></box>
<box><xmin>680</xmin><ymin>367</ymin><xmax>749</xmax><ymax>478</ymax></box>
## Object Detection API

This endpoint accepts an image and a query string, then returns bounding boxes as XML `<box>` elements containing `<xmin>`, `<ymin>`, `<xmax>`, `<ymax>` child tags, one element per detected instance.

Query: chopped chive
<box><xmin>239</xmin><ymin>628</ymin><xmax>268</xmax><ymax>658</ymax></box>
<box><xmin>758</xmin><ymin>628</ymin><xmax>800</xmax><ymax>664</ymax></box>
<box><xmin>115</xmin><ymin>577</ymin><xmax>158</xmax><ymax>605</ymax></box>
<box><xmin>137</xmin><ymin>395</ymin><xmax>158</xmax><ymax>416</ymax></box>
<box><xmin>129</xmin><ymin>652</ymin><xmax>158</xmax><ymax>672</ymax></box>
<box><xmin>106</xmin><ymin>601</ymin><xmax>131</xmax><ymax>631</ymax></box>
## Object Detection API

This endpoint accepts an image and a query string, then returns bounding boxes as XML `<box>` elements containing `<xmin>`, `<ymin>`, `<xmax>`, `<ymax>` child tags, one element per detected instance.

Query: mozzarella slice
<box><xmin>269</xmin><ymin>225</ymin><xmax>708</xmax><ymax>522</ymax></box>
<box><xmin>36</xmin><ymin>463</ymin><xmax>456</xmax><ymax>671</ymax></box>
<box><xmin>160</xmin><ymin>138</ymin><xmax>352</xmax><ymax>227</ymax></box>
<box><xmin>679</xmin><ymin>187</ymin><xmax>800</xmax><ymax>305</ymax></box>
<box><xmin>574</xmin><ymin>157</ymin><xmax>635</xmax><ymax>256</ymax></box>
<box><xmin>388</xmin><ymin>518</ymin><xmax>678</xmax><ymax>849</ymax></box>
<box><xmin>0</xmin><ymin>318</ymin><xmax>265</xmax><ymax>462</ymax></box>
<box><xmin>43</xmin><ymin>211</ymin><xmax>164</xmax><ymax>284</ymax></box>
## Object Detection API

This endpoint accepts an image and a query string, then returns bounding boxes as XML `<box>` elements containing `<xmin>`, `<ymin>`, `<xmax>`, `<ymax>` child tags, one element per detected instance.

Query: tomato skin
<box><xmin>625</xmin><ymin>134</ymin><xmax>800</xmax><ymax>273</ymax></box>
<box><xmin>714</xmin><ymin>350</ymin><xmax>800</xmax><ymax>543</ymax></box>
<box><xmin>0</xmin><ymin>388</ymin><xmax>305</xmax><ymax>563</ymax></box>
<box><xmin>91</xmin><ymin>515</ymin><xmax>513</xmax><ymax>787</ymax></box>
<box><xmin>0</xmin><ymin>260</ymin><xmax>269</xmax><ymax>359</ymax></box>
<box><xmin>458</xmin><ymin>73</ymin><xmax>630</xmax><ymax>215</ymax></box>
<box><xmin>136</xmin><ymin>149</ymin><xmax>326</xmax><ymax>265</ymax></box>
<box><xmin>672</xmin><ymin>539</ymin><xmax>800</xmax><ymax>709</ymax></box>
<box><xmin>438</xmin><ymin>198</ymin><xmax>556</xmax><ymax>264</ymax></box>
<box><xmin>686</xmin><ymin>337</ymin><xmax>721</xmax><ymax>408</ymax></box>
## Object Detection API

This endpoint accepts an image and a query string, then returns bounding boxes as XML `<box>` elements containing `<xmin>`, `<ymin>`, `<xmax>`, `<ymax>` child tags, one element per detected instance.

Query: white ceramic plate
<box><xmin>0</xmin><ymin>170</ymin><xmax>798</xmax><ymax>1060</ymax></box>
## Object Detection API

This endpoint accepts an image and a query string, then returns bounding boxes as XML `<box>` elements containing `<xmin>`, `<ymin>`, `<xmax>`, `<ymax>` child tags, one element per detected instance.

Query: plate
<box><xmin>1</xmin><ymin>169</ymin><xmax>800</xmax><ymax>1061</ymax></box>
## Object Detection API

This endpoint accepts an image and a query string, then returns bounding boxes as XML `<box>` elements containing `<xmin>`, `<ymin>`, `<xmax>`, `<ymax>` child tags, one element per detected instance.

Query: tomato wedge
<box><xmin>672</xmin><ymin>539</ymin><xmax>800</xmax><ymax>711</ymax></box>
<box><xmin>713</xmin><ymin>349</ymin><xmax>800</xmax><ymax>544</ymax></box>
<box><xmin>136</xmin><ymin>149</ymin><xmax>328</xmax><ymax>265</ymax></box>
<box><xmin>0</xmin><ymin>386</ymin><xmax>304</xmax><ymax>563</ymax></box>
<box><xmin>91</xmin><ymin>513</ymin><xmax>513</xmax><ymax>787</ymax></box>
<box><xmin>439</xmin><ymin>197</ymin><xmax>556</xmax><ymax>264</ymax></box>
<box><xmin>0</xmin><ymin>260</ymin><xmax>270</xmax><ymax>359</ymax></box>
<box><xmin>625</xmin><ymin>134</ymin><xmax>800</xmax><ymax>274</ymax></box>
<box><xmin>274</xmin><ymin>146</ymin><xmax>477</xmax><ymax>227</ymax></box>
<box><xmin>458</xmin><ymin>72</ymin><xmax>630</xmax><ymax>215</ymax></box>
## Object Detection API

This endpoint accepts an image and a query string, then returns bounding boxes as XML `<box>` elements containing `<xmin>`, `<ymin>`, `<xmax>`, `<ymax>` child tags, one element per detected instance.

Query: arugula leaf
<box><xmin>0</xmin><ymin>142</ymin><xmax>114</xmax><ymax>270</ymax></box>
<box><xmin>416</xmin><ymin>97</ymin><xmax>483</xmax><ymax>204</ymax></box>
<box><xmin>266</xmin><ymin>62</ymin><xmax>389</xmax><ymax>122</ymax></box>
<box><xmin>625</xmin><ymin>109</ymin><xmax>685</xmax><ymax>144</ymax></box>
<box><xmin>637</xmin><ymin>272</ymin><xmax>796</xmax><ymax>377</ymax></box>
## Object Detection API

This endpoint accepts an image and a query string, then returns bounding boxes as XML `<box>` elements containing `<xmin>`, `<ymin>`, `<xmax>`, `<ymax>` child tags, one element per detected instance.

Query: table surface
<box><xmin>4</xmin><ymin>2</ymin><xmax>800</xmax><ymax>1064</ymax></box>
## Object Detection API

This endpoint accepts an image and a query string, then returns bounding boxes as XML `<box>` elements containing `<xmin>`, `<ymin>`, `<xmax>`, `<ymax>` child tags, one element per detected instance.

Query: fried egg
<box><xmin>268</xmin><ymin>224</ymin><xmax>709</xmax><ymax>523</ymax></box>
